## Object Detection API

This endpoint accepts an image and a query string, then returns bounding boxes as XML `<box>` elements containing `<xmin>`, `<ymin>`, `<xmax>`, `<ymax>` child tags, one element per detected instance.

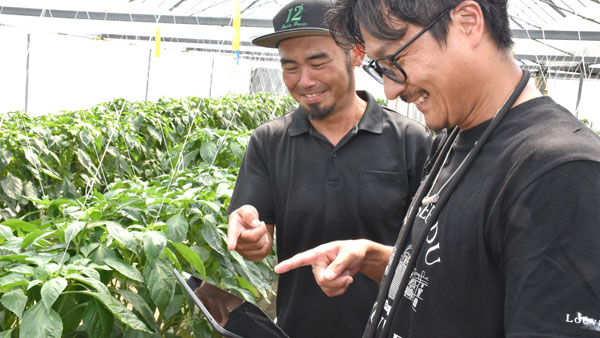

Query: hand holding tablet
<box><xmin>173</xmin><ymin>269</ymin><xmax>289</xmax><ymax>338</ymax></box>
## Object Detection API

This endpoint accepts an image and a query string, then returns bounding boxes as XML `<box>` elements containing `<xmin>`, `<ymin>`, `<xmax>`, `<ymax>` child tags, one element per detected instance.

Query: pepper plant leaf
<box><xmin>144</xmin><ymin>259</ymin><xmax>176</xmax><ymax>314</ymax></box>
<box><xmin>166</xmin><ymin>212</ymin><xmax>188</xmax><ymax>243</ymax></box>
<box><xmin>143</xmin><ymin>231</ymin><xmax>166</xmax><ymax>265</ymax></box>
<box><xmin>200</xmin><ymin>214</ymin><xmax>226</xmax><ymax>256</ymax></box>
<box><xmin>115</xmin><ymin>289</ymin><xmax>160</xmax><ymax>332</ymax></box>
<box><xmin>0</xmin><ymin>224</ymin><xmax>14</xmax><ymax>240</ymax></box>
<box><xmin>171</xmin><ymin>241</ymin><xmax>206</xmax><ymax>278</ymax></box>
<box><xmin>78</xmin><ymin>291</ymin><xmax>151</xmax><ymax>333</ymax></box>
<box><xmin>1</xmin><ymin>219</ymin><xmax>36</xmax><ymax>233</ymax></box>
<box><xmin>200</xmin><ymin>140</ymin><xmax>218</xmax><ymax>164</ymax></box>
<box><xmin>1</xmin><ymin>172</ymin><xmax>23</xmax><ymax>200</ymax></box>
<box><xmin>64</xmin><ymin>221</ymin><xmax>86</xmax><ymax>243</ymax></box>
<box><xmin>19</xmin><ymin>302</ymin><xmax>63</xmax><ymax>338</ymax></box>
<box><xmin>0</xmin><ymin>329</ymin><xmax>13</xmax><ymax>338</ymax></box>
<box><xmin>0</xmin><ymin>149</ymin><xmax>13</xmax><ymax>170</ymax></box>
<box><xmin>105</xmin><ymin>257</ymin><xmax>143</xmax><ymax>283</ymax></box>
<box><xmin>104</xmin><ymin>221</ymin><xmax>139</xmax><ymax>253</ymax></box>
<box><xmin>1</xmin><ymin>288</ymin><xmax>27</xmax><ymax>319</ymax></box>
<box><xmin>41</xmin><ymin>277</ymin><xmax>68</xmax><ymax>311</ymax></box>
<box><xmin>83</xmin><ymin>298</ymin><xmax>115</xmax><ymax>338</ymax></box>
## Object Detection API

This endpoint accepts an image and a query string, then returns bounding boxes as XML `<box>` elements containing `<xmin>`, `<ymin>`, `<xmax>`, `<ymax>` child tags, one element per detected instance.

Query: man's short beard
<box><xmin>304</xmin><ymin>103</ymin><xmax>336</xmax><ymax>120</ymax></box>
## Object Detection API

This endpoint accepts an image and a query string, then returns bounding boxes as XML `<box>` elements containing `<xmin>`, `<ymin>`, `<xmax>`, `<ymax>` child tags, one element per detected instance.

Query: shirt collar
<box><xmin>289</xmin><ymin>90</ymin><xmax>383</xmax><ymax>136</ymax></box>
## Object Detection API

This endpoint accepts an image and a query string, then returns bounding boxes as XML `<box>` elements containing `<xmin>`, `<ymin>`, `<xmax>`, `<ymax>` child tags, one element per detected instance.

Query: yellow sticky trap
<box><xmin>155</xmin><ymin>28</ymin><xmax>161</xmax><ymax>57</ymax></box>
<box><xmin>232</xmin><ymin>0</ymin><xmax>241</xmax><ymax>51</ymax></box>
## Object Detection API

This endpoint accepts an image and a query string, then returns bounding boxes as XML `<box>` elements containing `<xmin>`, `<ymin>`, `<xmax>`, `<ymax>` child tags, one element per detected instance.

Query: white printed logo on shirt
<box><xmin>403</xmin><ymin>269</ymin><xmax>430</xmax><ymax>311</ymax></box>
<box><xmin>565</xmin><ymin>312</ymin><xmax>600</xmax><ymax>331</ymax></box>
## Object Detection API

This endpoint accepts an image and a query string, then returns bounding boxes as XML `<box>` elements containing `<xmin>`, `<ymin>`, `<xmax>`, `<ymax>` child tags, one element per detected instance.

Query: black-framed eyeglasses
<box><xmin>362</xmin><ymin>6</ymin><xmax>455</xmax><ymax>84</ymax></box>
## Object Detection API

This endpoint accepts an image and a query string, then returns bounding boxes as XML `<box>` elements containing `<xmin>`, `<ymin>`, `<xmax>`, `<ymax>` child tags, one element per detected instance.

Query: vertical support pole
<box><xmin>25</xmin><ymin>33</ymin><xmax>31</xmax><ymax>113</ymax></box>
<box><xmin>208</xmin><ymin>57</ymin><xmax>215</xmax><ymax>97</ymax></box>
<box><xmin>575</xmin><ymin>63</ymin><xmax>585</xmax><ymax>118</ymax></box>
<box><xmin>145</xmin><ymin>49</ymin><xmax>152</xmax><ymax>101</ymax></box>
<box><xmin>534</xmin><ymin>67</ymin><xmax>548</xmax><ymax>95</ymax></box>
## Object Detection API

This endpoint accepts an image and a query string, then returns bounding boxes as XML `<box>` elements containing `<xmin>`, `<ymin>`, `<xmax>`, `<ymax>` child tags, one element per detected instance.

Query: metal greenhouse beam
<box><xmin>512</xmin><ymin>29</ymin><xmax>600</xmax><ymax>41</ymax></box>
<box><xmin>3</xmin><ymin>6</ymin><xmax>600</xmax><ymax>40</ymax></box>
<box><xmin>0</xmin><ymin>6</ymin><xmax>272</xmax><ymax>27</ymax></box>
<box><xmin>514</xmin><ymin>54</ymin><xmax>600</xmax><ymax>64</ymax></box>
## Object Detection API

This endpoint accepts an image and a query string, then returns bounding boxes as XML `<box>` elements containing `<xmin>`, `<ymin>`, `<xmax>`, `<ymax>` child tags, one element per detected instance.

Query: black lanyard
<box><xmin>363</xmin><ymin>70</ymin><xmax>531</xmax><ymax>338</ymax></box>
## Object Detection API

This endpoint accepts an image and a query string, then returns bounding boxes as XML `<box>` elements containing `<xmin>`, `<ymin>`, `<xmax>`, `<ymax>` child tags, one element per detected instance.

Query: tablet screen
<box><xmin>173</xmin><ymin>269</ymin><xmax>289</xmax><ymax>338</ymax></box>
<box><xmin>193</xmin><ymin>277</ymin><xmax>244</xmax><ymax>327</ymax></box>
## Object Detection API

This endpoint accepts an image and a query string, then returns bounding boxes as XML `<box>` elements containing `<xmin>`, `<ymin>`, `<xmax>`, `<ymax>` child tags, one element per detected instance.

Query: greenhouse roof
<box><xmin>1</xmin><ymin>0</ymin><xmax>600</xmax><ymax>79</ymax></box>
<box><xmin>3</xmin><ymin>0</ymin><xmax>598</xmax><ymax>24</ymax></box>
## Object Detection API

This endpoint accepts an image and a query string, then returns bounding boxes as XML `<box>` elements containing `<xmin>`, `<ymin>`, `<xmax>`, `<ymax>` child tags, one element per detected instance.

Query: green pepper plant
<box><xmin>0</xmin><ymin>93</ymin><xmax>296</xmax><ymax>337</ymax></box>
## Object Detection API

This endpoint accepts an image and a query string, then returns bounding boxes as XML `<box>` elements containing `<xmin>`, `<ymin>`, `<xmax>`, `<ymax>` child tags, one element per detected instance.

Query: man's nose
<box><xmin>298</xmin><ymin>68</ymin><xmax>318</xmax><ymax>88</ymax></box>
<box><xmin>383</xmin><ymin>76</ymin><xmax>408</xmax><ymax>101</ymax></box>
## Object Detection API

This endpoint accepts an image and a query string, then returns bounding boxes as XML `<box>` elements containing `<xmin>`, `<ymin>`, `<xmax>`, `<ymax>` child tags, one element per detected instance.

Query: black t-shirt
<box><xmin>228</xmin><ymin>91</ymin><xmax>432</xmax><ymax>338</ymax></box>
<box><xmin>368</xmin><ymin>96</ymin><xmax>600</xmax><ymax>338</ymax></box>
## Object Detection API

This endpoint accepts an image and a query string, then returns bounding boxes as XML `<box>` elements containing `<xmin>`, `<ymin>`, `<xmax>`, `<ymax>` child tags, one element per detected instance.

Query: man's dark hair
<box><xmin>326</xmin><ymin>0</ymin><xmax>513</xmax><ymax>51</ymax></box>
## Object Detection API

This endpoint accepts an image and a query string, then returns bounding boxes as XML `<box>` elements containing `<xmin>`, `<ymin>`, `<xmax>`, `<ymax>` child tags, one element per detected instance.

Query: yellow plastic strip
<box><xmin>232</xmin><ymin>0</ymin><xmax>241</xmax><ymax>51</ymax></box>
<box><xmin>155</xmin><ymin>28</ymin><xmax>161</xmax><ymax>57</ymax></box>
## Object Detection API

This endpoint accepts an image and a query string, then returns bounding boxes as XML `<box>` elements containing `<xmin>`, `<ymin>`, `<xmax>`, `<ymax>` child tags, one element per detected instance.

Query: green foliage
<box><xmin>0</xmin><ymin>93</ymin><xmax>296</xmax><ymax>220</ymax></box>
<box><xmin>580</xmin><ymin>118</ymin><xmax>600</xmax><ymax>135</ymax></box>
<box><xmin>0</xmin><ymin>93</ymin><xmax>296</xmax><ymax>337</ymax></box>
<box><xmin>375</xmin><ymin>98</ymin><xmax>388</xmax><ymax>108</ymax></box>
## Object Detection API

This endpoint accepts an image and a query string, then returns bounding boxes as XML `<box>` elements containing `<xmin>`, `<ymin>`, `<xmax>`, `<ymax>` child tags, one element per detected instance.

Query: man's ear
<box><xmin>351</xmin><ymin>46</ymin><xmax>366</xmax><ymax>66</ymax></box>
<box><xmin>452</xmin><ymin>0</ymin><xmax>485</xmax><ymax>48</ymax></box>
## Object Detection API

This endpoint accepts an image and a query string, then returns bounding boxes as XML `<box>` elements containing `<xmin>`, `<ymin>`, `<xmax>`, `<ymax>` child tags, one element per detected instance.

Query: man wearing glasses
<box><xmin>225</xmin><ymin>0</ymin><xmax>432</xmax><ymax>337</ymax></box>
<box><xmin>275</xmin><ymin>0</ymin><xmax>600</xmax><ymax>337</ymax></box>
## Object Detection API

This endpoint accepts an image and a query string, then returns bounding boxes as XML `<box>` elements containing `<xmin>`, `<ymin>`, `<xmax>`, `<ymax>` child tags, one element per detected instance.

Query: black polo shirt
<box><xmin>228</xmin><ymin>91</ymin><xmax>431</xmax><ymax>338</ymax></box>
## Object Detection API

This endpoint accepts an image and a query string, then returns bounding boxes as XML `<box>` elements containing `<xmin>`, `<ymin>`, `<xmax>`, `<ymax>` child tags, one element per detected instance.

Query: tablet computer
<box><xmin>173</xmin><ymin>268</ymin><xmax>289</xmax><ymax>338</ymax></box>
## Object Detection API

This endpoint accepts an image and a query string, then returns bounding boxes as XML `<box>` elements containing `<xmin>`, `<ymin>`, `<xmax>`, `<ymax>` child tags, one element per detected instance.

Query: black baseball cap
<box><xmin>252</xmin><ymin>0</ymin><xmax>332</xmax><ymax>48</ymax></box>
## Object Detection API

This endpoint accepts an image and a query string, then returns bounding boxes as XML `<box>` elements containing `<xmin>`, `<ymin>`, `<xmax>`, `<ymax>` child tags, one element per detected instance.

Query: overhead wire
<box><xmin>509</xmin><ymin>1</ymin><xmax>547</xmax><ymax>84</ymax></box>
<box><xmin>511</xmin><ymin>0</ymin><xmax>543</xmax><ymax>29</ymax></box>
<box><xmin>541</xmin><ymin>0</ymin><xmax>567</xmax><ymax>17</ymax></box>
<box><xmin>521</xmin><ymin>0</ymin><xmax>553</xmax><ymax>25</ymax></box>
<box><xmin>170</xmin><ymin>0</ymin><xmax>188</xmax><ymax>11</ymax></box>
<box><xmin>530</xmin><ymin>0</ymin><xmax>556</xmax><ymax>25</ymax></box>
<box><xmin>190</xmin><ymin>0</ymin><xmax>233</xmax><ymax>16</ymax></box>
<box><xmin>538</xmin><ymin>0</ymin><xmax>600</xmax><ymax>25</ymax></box>
<box><xmin>557</xmin><ymin>0</ymin><xmax>576</xmax><ymax>13</ymax></box>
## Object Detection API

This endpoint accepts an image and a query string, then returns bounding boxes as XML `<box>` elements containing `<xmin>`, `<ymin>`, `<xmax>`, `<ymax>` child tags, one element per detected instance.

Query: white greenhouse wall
<box><xmin>1</xmin><ymin>25</ymin><xmax>598</xmax><ymax>130</ymax></box>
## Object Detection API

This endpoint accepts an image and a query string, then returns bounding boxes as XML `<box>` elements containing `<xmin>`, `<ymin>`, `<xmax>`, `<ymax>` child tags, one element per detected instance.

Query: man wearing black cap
<box><xmin>225</xmin><ymin>0</ymin><xmax>431</xmax><ymax>337</ymax></box>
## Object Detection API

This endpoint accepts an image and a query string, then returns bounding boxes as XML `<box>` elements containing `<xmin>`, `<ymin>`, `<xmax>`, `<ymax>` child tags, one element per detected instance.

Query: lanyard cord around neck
<box><xmin>364</xmin><ymin>69</ymin><xmax>531</xmax><ymax>338</ymax></box>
